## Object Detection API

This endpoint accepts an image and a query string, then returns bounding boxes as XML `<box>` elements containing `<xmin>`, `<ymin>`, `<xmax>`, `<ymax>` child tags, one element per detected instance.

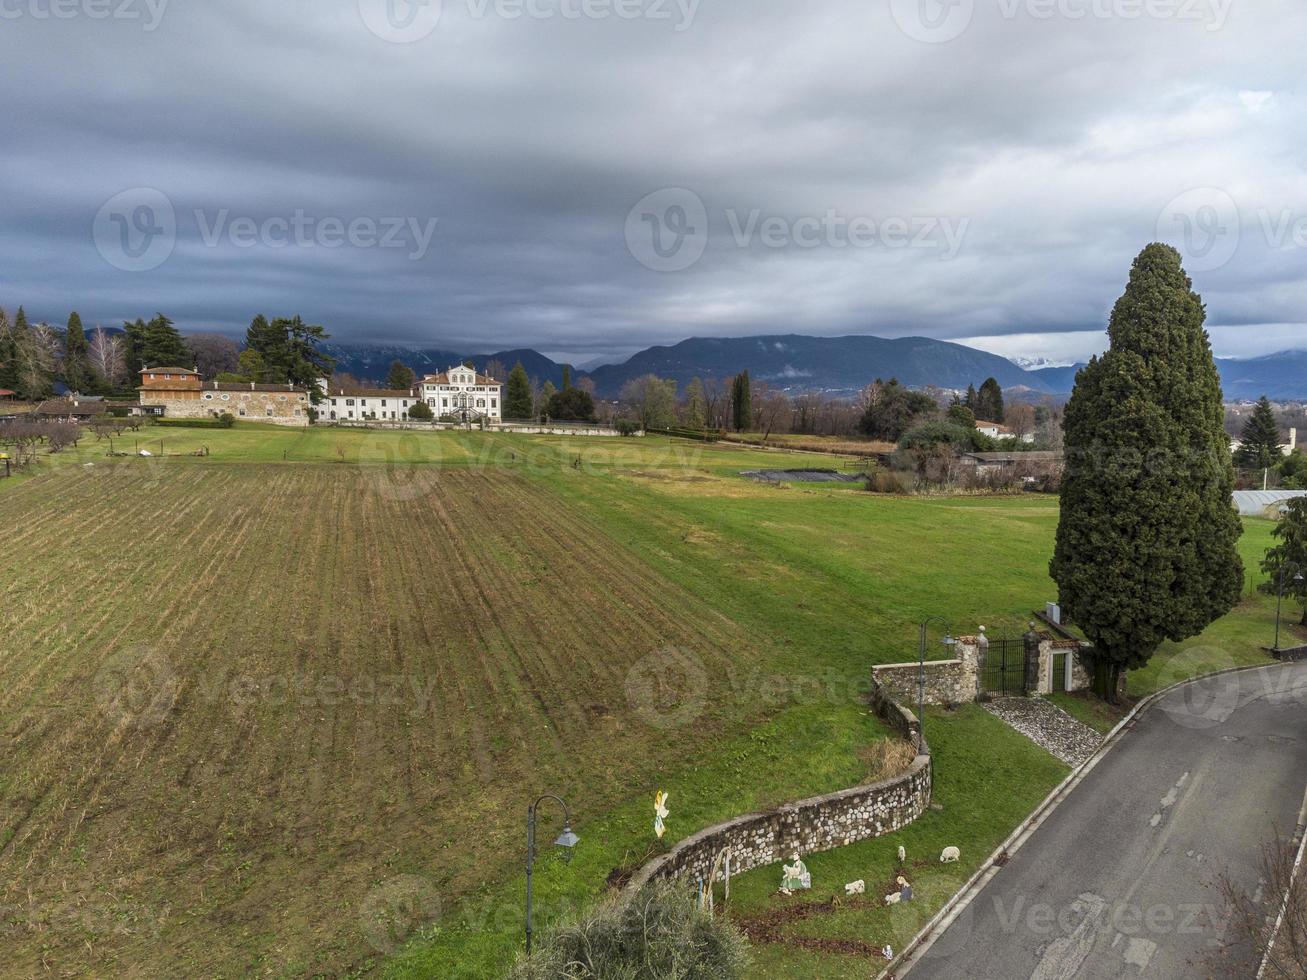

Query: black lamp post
<box><xmin>917</xmin><ymin>617</ymin><xmax>956</xmax><ymax>739</ymax></box>
<box><xmin>1274</xmin><ymin>563</ymin><xmax>1305</xmax><ymax>653</ymax></box>
<box><xmin>525</xmin><ymin>794</ymin><xmax>579</xmax><ymax>957</ymax></box>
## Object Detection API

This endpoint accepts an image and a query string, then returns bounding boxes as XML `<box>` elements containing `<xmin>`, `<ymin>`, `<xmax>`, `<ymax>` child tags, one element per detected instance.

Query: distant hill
<box><xmin>1216</xmin><ymin>351</ymin><xmax>1307</xmax><ymax>402</ymax></box>
<box><xmin>586</xmin><ymin>334</ymin><xmax>1045</xmax><ymax>398</ymax></box>
<box><xmin>316</xmin><ymin>343</ymin><xmax>574</xmax><ymax>387</ymax></box>
<box><xmin>310</xmin><ymin>336</ymin><xmax>1307</xmax><ymax>402</ymax></box>
<box><xmin>1029</xmin><ymin>353</ymin><xmax>1307</xmax><ymax>402</ymax></box>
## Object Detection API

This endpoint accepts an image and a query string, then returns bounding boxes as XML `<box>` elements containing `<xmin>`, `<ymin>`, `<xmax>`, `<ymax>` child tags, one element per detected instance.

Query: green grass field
<box><xmin>0</xmin><ymin>423</ymin><xmax>1295</xmax><ymax>978</ymax></box>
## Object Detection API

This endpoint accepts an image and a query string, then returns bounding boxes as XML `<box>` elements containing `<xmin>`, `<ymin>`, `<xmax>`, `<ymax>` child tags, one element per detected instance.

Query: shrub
<box><xmin>509</xmin><ymin>881</ymin><xmax>750</xmax><ymax>980</ymax></box>
<box><xmin>615</xmin><ymin>418</ymin><xmax>641</xmax><ymax>437</ymax></box>
<box><xmin>408</xmin><ymin>402</ymin><xmax>434</xmax><ymax>421</ymax></box>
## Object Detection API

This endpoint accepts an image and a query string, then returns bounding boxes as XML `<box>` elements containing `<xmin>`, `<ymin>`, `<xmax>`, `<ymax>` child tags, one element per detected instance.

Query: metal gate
<box><xmin>981</xmin><ymin>638</ymin><xmax>1026</xmax><ymax>696</ymax></box>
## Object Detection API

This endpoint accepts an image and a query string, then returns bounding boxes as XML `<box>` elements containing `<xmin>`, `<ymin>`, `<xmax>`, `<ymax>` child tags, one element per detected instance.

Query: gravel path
<box><xmin>981</xmin><ymin>697</ymin><xmax>1103</xmax><ymax>767</ymax></box>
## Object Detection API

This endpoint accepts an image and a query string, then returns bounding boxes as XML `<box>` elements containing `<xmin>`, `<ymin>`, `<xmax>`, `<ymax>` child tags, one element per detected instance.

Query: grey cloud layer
<box><xmin>1</xmin><ymin>0</ymin><xmax>1303</xmax><ymax>360</ymax></box>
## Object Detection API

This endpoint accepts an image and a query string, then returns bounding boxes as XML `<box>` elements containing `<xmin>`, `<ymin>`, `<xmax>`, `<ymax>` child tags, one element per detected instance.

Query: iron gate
<box><xmin>981</xmin><ymin>638</ymin><xmax>1027</xmax><ymax>695</ymax></box>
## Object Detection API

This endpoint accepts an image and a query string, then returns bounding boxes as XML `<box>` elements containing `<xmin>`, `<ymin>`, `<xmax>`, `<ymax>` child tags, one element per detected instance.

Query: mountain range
<box><xmin>316</xmin><ymin>335</ymin><xmax>1307</xmax><ymax>402</ymax></box>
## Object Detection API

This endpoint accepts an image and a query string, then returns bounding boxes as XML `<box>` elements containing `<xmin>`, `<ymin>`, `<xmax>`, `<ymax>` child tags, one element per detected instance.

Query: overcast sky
<box><xmin>2</xmin><ymin>0</ymin><xmax>1304</xmax><ymax>365</ymax></box>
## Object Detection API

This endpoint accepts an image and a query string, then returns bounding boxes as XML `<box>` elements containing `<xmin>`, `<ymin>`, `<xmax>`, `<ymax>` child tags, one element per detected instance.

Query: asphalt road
<box><xmin>904</xmin><ymin>662</ymin><xmax>1307</xmax><ymax>980</ymax></box>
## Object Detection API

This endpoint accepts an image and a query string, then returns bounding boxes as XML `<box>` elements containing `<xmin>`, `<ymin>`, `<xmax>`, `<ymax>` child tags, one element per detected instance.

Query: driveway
<box><xmin>904</xmin><ymin>662</ymin><xmax>1307</xmax><ymax>979</ymax></box>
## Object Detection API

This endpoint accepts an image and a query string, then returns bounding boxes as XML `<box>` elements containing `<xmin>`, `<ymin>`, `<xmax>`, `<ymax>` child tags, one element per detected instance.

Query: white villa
<box><xmin>317</xmin><ymin>365</ymin><xmax>503</xmax><ymax>423</ymax></box>
<box><xmin>419</xmin><ymin>365</ymin><xmax>503</xmax><ymax>422</ymax></box>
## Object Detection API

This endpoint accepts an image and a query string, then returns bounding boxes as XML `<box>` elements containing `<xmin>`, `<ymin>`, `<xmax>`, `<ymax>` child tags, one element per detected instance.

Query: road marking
<box><xmin>1150</xmin><ymin>772</ymin><xmax>1190</xmax><ymax>828</ymax></box>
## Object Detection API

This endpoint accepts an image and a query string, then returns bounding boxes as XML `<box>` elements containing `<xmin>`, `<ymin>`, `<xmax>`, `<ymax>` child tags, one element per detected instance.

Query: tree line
<box><xmin>0</xmin><ymin>307</ymin><xmax>333</xmax><ymax>402</ymax></box>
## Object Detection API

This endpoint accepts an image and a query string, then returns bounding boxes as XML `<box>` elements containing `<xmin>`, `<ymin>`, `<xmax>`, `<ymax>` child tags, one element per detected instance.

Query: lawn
<box><xmin>0</xmin><ymin>424</ymin><xmax>1295</xmax><ymax>978</ymax></box>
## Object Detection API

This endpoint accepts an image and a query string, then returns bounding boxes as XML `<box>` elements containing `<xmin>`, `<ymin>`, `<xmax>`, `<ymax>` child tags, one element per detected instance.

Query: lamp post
<box><xmin>1274</xmin><ymin>563</ymin><xmax>1305</xmax><ymax>653</ymax></box>
<box><xmin>917</xmin><ymin>617</ymin><xmax>956</xmax><ymax>740</ymax></box>
<box><xmin>525</xmin><ymin>794</ymin><xmax>579</xmax><ymax>957</ymax></box>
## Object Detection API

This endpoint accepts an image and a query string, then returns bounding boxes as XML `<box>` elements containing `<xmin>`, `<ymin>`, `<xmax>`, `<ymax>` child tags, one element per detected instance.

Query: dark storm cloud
<box><xmin>1</xmin><ymin>0</ymin><xmax>1303</xmax><ymax>363</ymax></box>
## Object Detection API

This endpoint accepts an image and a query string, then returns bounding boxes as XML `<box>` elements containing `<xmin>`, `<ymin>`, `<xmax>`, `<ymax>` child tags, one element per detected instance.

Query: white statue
<box><xmin>844</xmin><ymin>879</ymin><xmax>865</xmax><ymax>896</ymax></box>
<box><xmin>940</xmin><ymin>846</ymin><xmax>961</xmax><ymax>863</ymax></box>
<box><xmin>779</xmin><ymin>853</ymin><xmax>811</xmax><ymax>894</ymax></box>
<box><xmin>654</xmin><ymin>791</ymin><xmax>670</xmax><ymax>840</ymax></box>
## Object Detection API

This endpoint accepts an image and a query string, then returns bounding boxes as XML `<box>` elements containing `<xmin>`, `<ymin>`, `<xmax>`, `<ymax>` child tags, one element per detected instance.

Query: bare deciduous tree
<box><xmin>88</xmin><ymin>326</ymin><xmax>128</xmax><ymax>388</ymax></box>
<box><xmin>1215</xmin><ymin>833</ymin><xmax>1307</xmax><ymax>979</ymax></box>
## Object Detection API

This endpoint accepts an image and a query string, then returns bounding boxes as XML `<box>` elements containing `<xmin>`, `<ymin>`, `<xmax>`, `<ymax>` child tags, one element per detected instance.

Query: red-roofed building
<box><xmin>138</xmin><ymin>368</ymin><xmax>311</xmax><ymax>426</ymax></box>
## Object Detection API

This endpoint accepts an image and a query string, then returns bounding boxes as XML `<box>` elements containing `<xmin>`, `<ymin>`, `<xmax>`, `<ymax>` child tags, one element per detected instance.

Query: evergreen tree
<box><xmin>684</xmin><ymin>377</ymin><xmax>707</xmax><ymax>429</ymax></box>
<box><xmin>0</xmin><ymin>307</ymin><xmax>18</xmax><ymax>391</ymax></box>
<box><xmin>1051</xmin><ymin>244</ymin><xmax>1243</xmax><ymax>700</ymax></box>
<box><xmin>538</xmin><ymin>380</ymin><xmax>557</xmax><ymax>418</ymax></box>
<box><xmin>859</xmin><ymin>378</ymin><xmax>938</xmax><ymax>442</ymax></box>
<box><xmin>505</xmin><ymin>362</ymin><xmax>533</xmax><ymax>419</ymax></box>
<box><xmin>1234</xmin><ymin>396</ymin><xmax>1282</xmax><ymax>471</ymax></box>
<box><xmin>386</xmin><ymin>360</ymin><xmax>416</xmax><ymax>391</ymax></box>
<box><xmin>545</xmin><ymin>386</ymin><xmax>596</xmax><ymax>422</ymax></box>
<box><xmin>963</xmin><ymin>383</ymin><xmax>978</xmax><ymax>413</ymax></box>
<box><xmin>124</xmin><ymin>313</ymin><xmax>189</xmax><ymax>375</ymax></box>
<box><xmin>731</xmin><ymin>371</ymin><xmax>752</xmax><ymax>432</ymax></box>
<box><xmin>63</xmin><ymin>311</ymin><xmax>91</xmax><ymax>393</ymax></box>
<box><xmin>561</xmin><ymin>365</ymin><xmax>572</xmax><ymax>391</ymax></box>
<box><xmin>243</xmin><ymin>314</ymin><xmax>333</xmax><ymax>392</ymax></box>
<box><xmin>976</xmin><ymin>377</ymin><xmax>1005</xmax><ymax>422</ymax></box>
<box><xmin>946</xmin><ymin>400</ymin><xmax>976</xmax><ymax>430</ymax></box>
<box><xmin>1259</xmin><ymin>498</ymin><xmax>1307</xmax><ymax>627</ymax></box>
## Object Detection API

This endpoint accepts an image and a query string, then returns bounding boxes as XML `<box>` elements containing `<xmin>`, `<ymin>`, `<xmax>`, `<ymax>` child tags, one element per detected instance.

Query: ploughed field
<box><xmin>0</xmin><ymin>463</ymin><xmax>760</xmax><ymax>976</ymax></box>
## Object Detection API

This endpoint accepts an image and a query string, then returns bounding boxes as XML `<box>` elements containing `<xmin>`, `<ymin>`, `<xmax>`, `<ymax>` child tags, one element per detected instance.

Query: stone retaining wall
<box><xmin>625</xmin><ymin>699</ymin><xmax>931</xmax><ymax>893</ymax></box>
<box><xmin>872</xmin><ymin>637</ymin><xmax>981</xmax><ymax>706</ymax></box>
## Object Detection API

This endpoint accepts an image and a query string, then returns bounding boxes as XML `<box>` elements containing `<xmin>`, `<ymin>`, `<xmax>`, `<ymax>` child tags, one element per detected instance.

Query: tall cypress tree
<box><xmin>0</xmin><ymin>307</ymin><xmax>17</xmax><ymax>391</ymax></box>
<box><xmin>1051</xmin><ymin>244</ymin><xmax>1243</xmax><ymax>699</ymax></box>
<box><xmin>1234</xmin><ymin>396</ymin><xmax>1281</xmax><ymax>470</ymax></box>
<box><xmin>977</xmin><ymin>377</ymin><xmax>1005</xmax><ymax>422</ymax></box>
<box><xmin>505</xmin><ymin>362</ymin><xmax>533</xmax><ymax>419</ymax></box>
<box><xmin>64</xmin><ymin>311</ymin><xmax>91</xmax><ymax>393</ymax></box>
<box><xmin>731</xmin><ymin>371</ymin><xmax>752</xmax><ymax>432</ymax></box>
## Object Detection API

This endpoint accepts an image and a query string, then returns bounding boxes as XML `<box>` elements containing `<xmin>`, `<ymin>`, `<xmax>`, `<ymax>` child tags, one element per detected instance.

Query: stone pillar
<box><xmin>1023</xmin><ymin>625</ymin><xmax>1041</xmax><ymax>695</ymax></box>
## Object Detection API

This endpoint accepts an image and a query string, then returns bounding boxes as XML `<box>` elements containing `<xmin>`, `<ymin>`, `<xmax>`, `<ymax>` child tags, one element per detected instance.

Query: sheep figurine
<box><xmin>884</xmin><ymin>891</ymin><xmax>902</xmax><ymax>905</ymax></box>
<box><xmin>897</xmin><ymin>845</ymin><xmax>906</xmax><ymax>864</ymax></box>
<box><xmin>844</xmin><ymin>879</ymin><xmax>866</xmax><ymax>896</ymax></box>
<box><xmin>940</xmin><ymin>846</ymin><xmax>961</xmax><ymax>863</ymax></box>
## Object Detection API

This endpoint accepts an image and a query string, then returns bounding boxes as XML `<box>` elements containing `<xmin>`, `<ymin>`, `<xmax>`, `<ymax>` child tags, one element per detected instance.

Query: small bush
<box><xmin>615</xmin><ymin>419</ymin><xmax>641</xmax><ymax>437</ymax></box>
<box><xmin>866</xmin><ymin>469</ymin><xmax>908</xmax><ymax>494</ymax></box>
<box><xmin>408</xmin><ymin>402</ymin><xmax>434</xmax><ymax>421</ymax></box>
<box><xmin>509</xmin><ymin>881</ymin><xmax>751</xmax><ymax>980</ymax></box>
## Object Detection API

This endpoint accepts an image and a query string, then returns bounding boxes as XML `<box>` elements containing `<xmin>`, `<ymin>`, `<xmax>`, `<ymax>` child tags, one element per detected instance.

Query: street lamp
<box><xmin>525</xmin><ymin>794</ymin><xmax>579</xmax><ymax>956</ymax></box>
<box><xmin>1274</xmin><ymin>563</ymin><xmax>1305</xmax><ymax>653</ymax></box>
<box><xmin>917</xmin><ymin>617</ymin><xmax>956</xmax><ymax>740</ymax></box>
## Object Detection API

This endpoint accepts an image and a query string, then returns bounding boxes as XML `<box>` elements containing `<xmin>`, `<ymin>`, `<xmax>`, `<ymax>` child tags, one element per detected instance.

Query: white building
<box><xmin>318</xmin><ymin>382</ymin><xmax>418</xmax><ymax>422</ymax></box>
<box><xmin>976</xmin><ymin>420</ymin><xmax>1036</xmax><ymax>444</ymax></box>
<box><xmin>316</xmin><ymin>365</ymin><xmax>504</xmax><ymax>424</ymax></box>
<box><xmin>419</xmin><ymin>365</ymin><xmax>503</xmax><ymax>422</ymax></box>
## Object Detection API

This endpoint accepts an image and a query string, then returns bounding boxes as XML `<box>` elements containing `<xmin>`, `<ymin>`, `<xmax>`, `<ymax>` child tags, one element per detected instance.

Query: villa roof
<box><xmin>422</xmin><ymin>370</ymin><xmax>501</xmax><ymax>386</ymax></box>
<box><xmin>140</xmin><ymin>366</ymin><xmax>199</xmax><ymax>375</ymax></box>
<box><xmin>323</xmin><ymin>386</ymin><xmax>416</xmax><ymax>399</ymax></box>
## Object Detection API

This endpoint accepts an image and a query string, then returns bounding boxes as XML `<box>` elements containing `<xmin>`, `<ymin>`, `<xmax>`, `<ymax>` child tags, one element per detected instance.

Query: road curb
<box><xmin>892</xmin><ymin>662</ymin><xmax>1290</xmax><ymax>977</ymax></box>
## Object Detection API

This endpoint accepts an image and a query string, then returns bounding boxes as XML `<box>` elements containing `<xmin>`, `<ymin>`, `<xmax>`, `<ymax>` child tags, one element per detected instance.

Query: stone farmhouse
<box><xmin>319</xmin><ymin>365</ymin><xmax>504</xmax><ymax>424</ymax></box>
<box><xmin>137</xmin><ymin>367</ymin><xmax>311</xmax><ymax>427</ymax></box>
